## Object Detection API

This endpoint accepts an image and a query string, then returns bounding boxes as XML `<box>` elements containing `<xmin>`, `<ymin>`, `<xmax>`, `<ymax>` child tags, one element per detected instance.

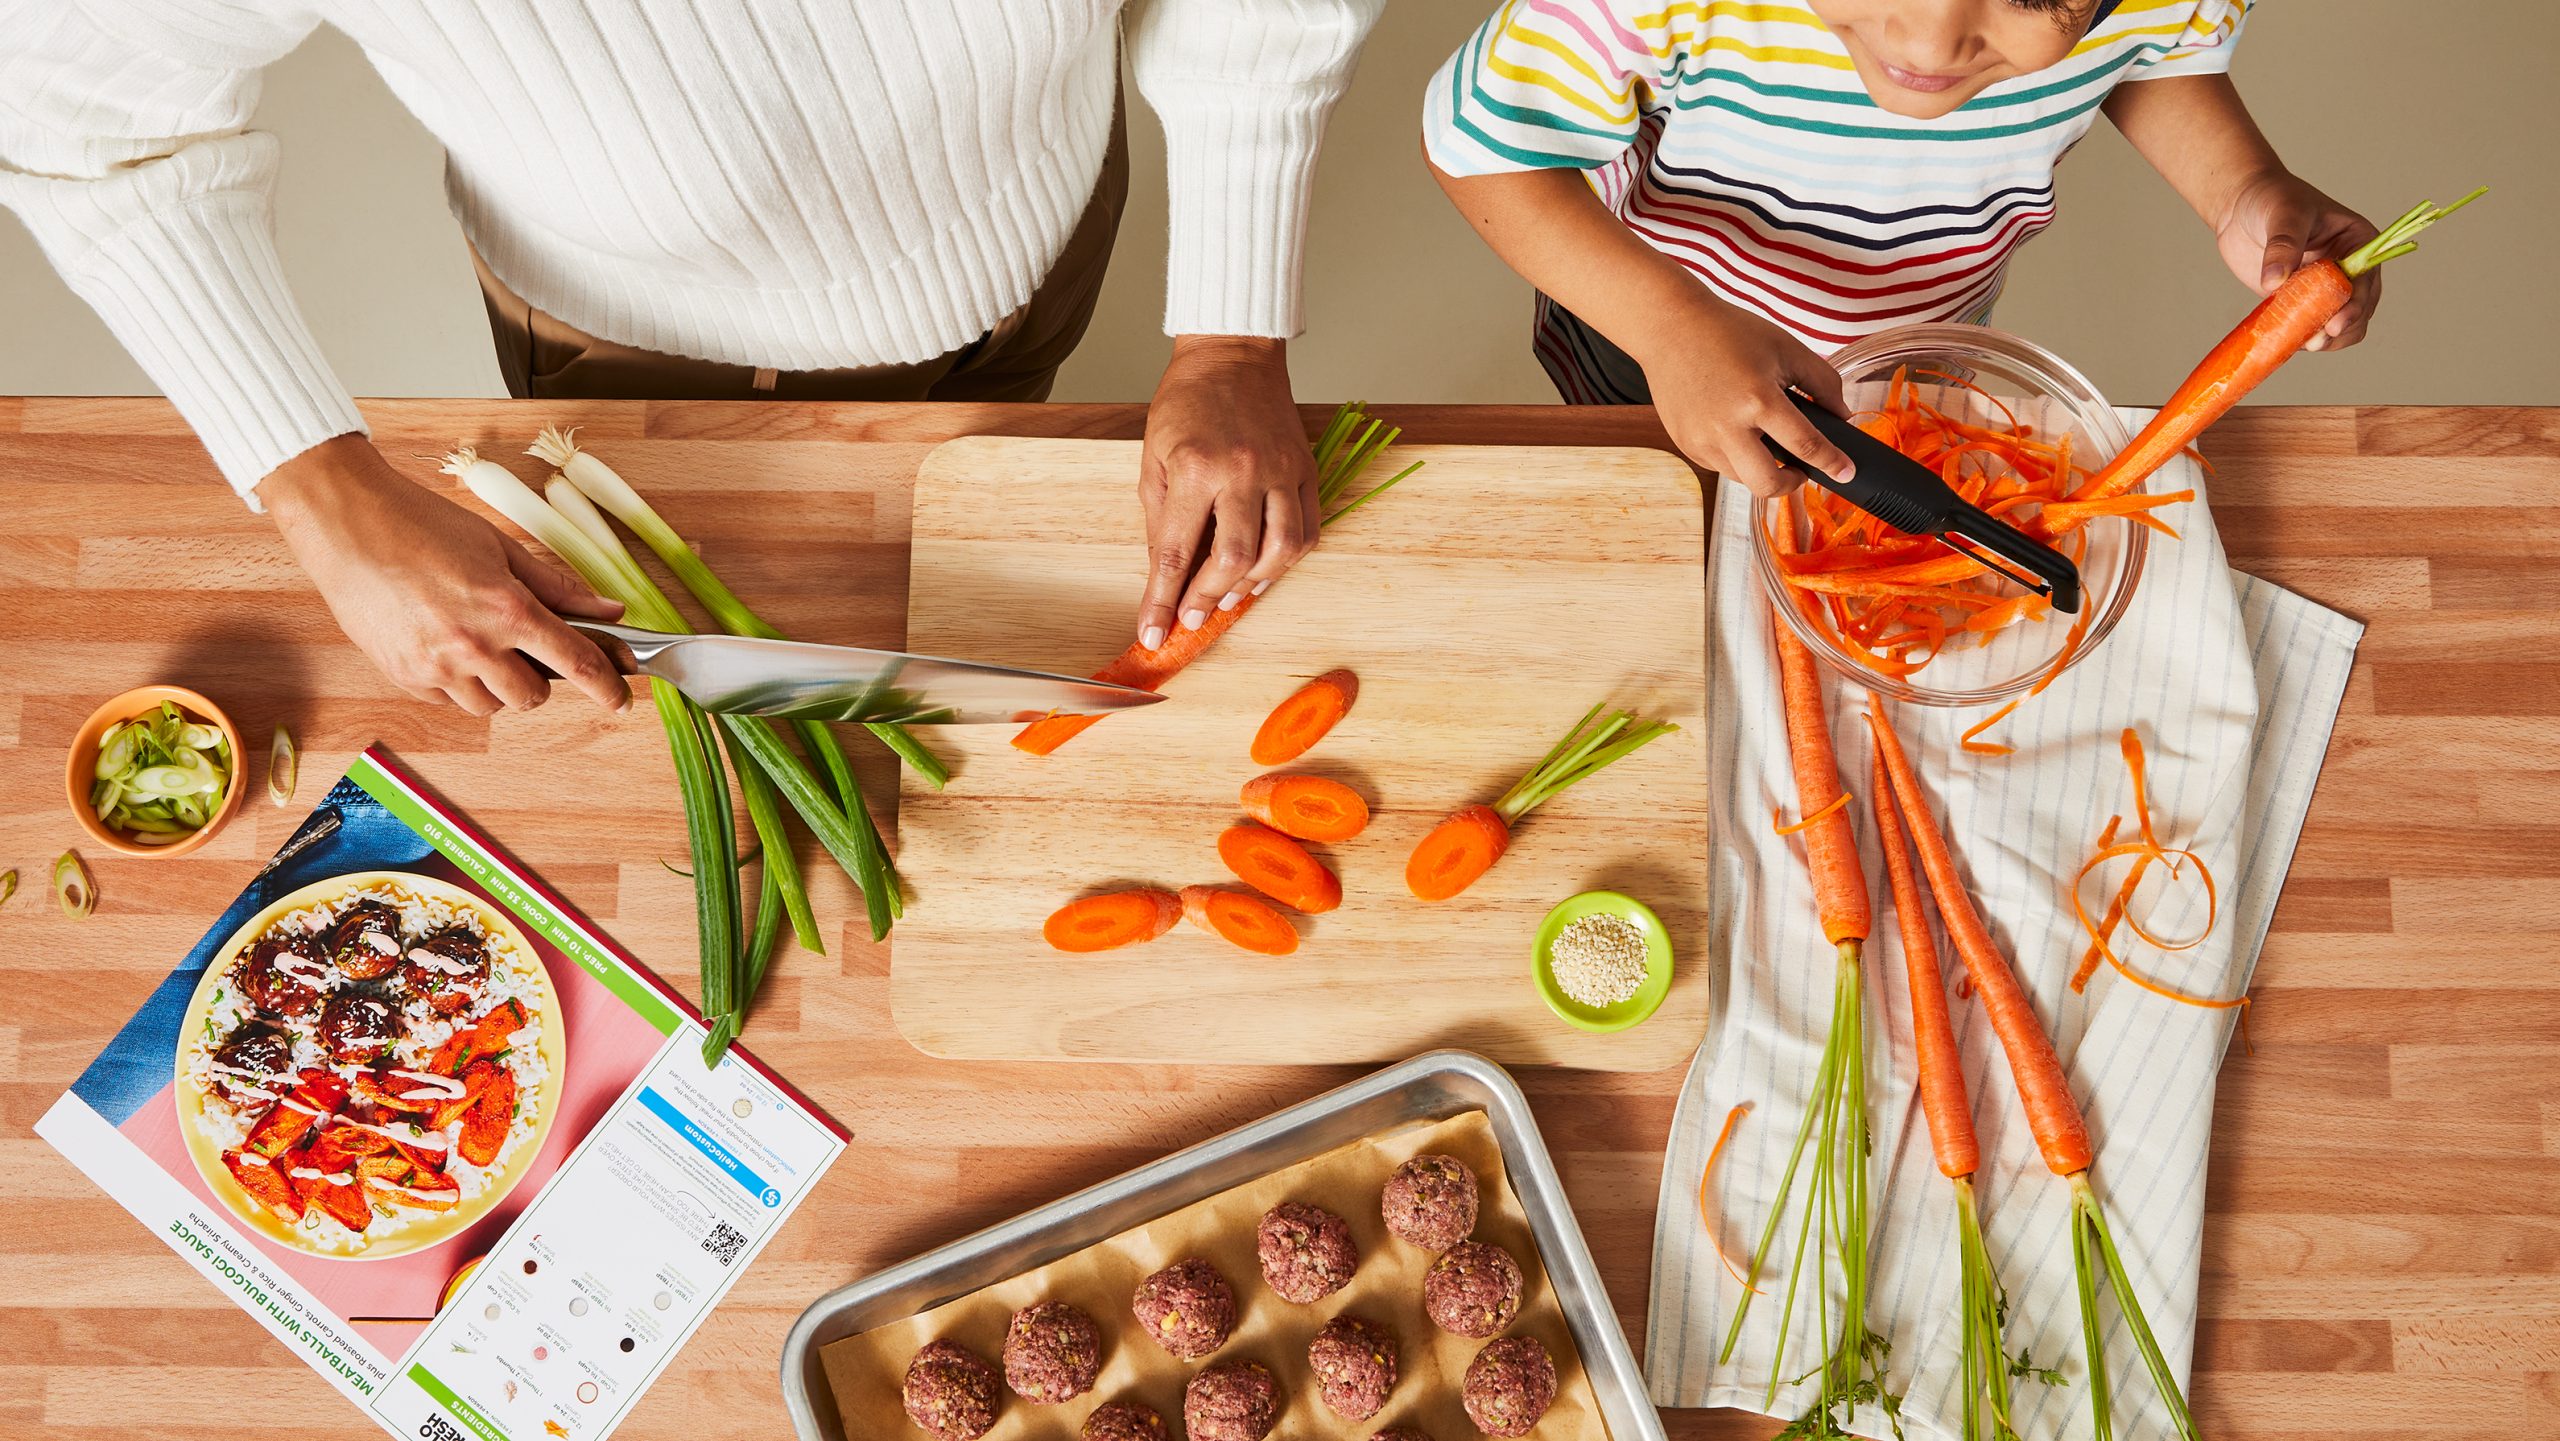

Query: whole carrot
<box><xmin>1867</xmin><ymin>694</ymin><xmax>2196</xmax><ymax>1441</ymax></box>
<box><xmin>1721</xmin><ymin>618</ymin><xmax>1884</xmax><ymax>1434</ymax></box>
<box><xmin>1866</xmin><ymin>695</ymin><xmax>2088</xmax><ymax>1174</ymax></box>
<box><xmin>1873</xmin><ymin>751</ymin><xmax>2035</xmax><ymax>1441</ymax></box>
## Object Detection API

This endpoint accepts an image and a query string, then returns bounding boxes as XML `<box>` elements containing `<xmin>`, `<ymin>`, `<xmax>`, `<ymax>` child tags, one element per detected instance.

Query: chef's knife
<box><xmin>561</xmin><ymin>620</ymin><xmax>1165</xmax><ymax>724</ymax></box>
<box><xmin>1763</xmin><ymin>389</ymin><xmax>2084</xmax><ymax>614</ymax></box>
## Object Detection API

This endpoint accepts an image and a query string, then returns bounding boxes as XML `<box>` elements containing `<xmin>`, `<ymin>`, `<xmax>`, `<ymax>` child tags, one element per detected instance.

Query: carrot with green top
<box><xmin>1867</xmin><ymin>694</ymin><xmax>2196</xmax><ymax>1441</ymax></box>
<box><xmin>1872</xmin><ymin>751</ymin><xmax>2041</xmax><ymax>1441</ymax></box>
<box><xmin>1719</xmin><ymin>623</ymin><xmax>1886</xmax><ymax>1435</ymax></box>
<box><xmin>1404</xmin><ymin>703</ymin><xmax>1676</xmax><ymax>902</ymax></box>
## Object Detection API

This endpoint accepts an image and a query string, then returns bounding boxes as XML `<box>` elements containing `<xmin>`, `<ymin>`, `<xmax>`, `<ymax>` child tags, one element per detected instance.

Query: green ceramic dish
<box><xmin>1533</xmin><ymin>890</ymin><xmax>1676</xmax><ymax>1034</ymax></box>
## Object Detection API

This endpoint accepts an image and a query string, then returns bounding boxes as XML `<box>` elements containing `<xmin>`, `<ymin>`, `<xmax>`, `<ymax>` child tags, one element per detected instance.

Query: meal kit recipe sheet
<box><xmin>37</xmin><ymin>746</ymin><xmax>845</xmax><ymax>1441</ymax></box>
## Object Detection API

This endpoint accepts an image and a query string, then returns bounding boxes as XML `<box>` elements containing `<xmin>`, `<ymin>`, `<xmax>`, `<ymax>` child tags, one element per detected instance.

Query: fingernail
<box><xmin>1252</xmin><ymin>580</ymin><xmax>1272</xmax><ymax>596</ymax></box>
<box><xmin>1217</xmin><ymin>592</ymin><xmax>1241</xmax><ymax>612</ymax></box>
<box><xmin>1833</xmin><ymin>460</ymin><xmax>1855</xmax><ymax>481</ymax></box>
<box><xmin>1181</xmin><ymin>609</ymin><xmax>1206</xmax><ymax>631</ymax></box>
<box><xmin>1141</xmin><ymin>624</ymin><xmax>1165</xmax><ymax>650</ymax></box>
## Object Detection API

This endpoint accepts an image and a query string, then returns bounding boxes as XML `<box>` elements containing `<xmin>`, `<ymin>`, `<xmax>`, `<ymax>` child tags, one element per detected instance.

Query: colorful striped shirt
<box><xmin>1424</xmin><ymin>0</ymin><xmax>2250</xmax><ymax>402</ymax></box>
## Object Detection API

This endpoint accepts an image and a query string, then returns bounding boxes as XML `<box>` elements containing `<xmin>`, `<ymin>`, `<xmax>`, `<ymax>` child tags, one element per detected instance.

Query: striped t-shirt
<box><xmin>1424</xmin><ymin>0</ymin><xmax>2250</xmax><ymax>402</ymax></box>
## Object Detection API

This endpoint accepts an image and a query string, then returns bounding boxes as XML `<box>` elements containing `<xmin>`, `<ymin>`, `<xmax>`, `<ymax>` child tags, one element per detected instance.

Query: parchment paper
<box><xmin>819</xmin><ymin>1111</ymin><xmax>1608</xmax><ymax>1440</ymax></box>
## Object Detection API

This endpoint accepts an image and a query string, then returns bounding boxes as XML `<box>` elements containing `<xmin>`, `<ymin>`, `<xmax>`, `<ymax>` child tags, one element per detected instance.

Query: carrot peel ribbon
<box><xmin>1771</xmin><ymin>790</ymin><xmax>1851</xmax><ymax>836</ymax></box>
<box><xmin>2070</xmin><ymin>730</ymin><xmax>2236</xmax><ymax>1012</ymax></box>
<box><xmin>1694</xmin><ymin>1102</ymin><xmax>1763</xmax><ymax>1296</ymax></box>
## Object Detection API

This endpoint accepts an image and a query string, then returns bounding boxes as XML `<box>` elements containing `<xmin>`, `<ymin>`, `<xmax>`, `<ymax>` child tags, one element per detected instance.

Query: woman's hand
<box><xmin>2215</xmin><ymin>170</ymin><xmax>2382</xmax><ymax>351</ymax></box>
<box><xmin>1629</xmin><ymin>292</ymin><xmax>1857</xmax><ymax>499</ymax></box>
<box><xmin>1133</xmin><ymin>335</ymin><xmax>1323</xmax><ymax>649</ymax></box>
<box><xmin>260</xmin><ymin>435</ymin><xmax>630</xmax><ymax>715</ymax></box>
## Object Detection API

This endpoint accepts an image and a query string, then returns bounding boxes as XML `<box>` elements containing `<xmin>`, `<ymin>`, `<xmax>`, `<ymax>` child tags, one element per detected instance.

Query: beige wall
<box><xmin>4</xmin><ymin>1</ymin><xmax>2552</xmax><ymax>413</ymax></box>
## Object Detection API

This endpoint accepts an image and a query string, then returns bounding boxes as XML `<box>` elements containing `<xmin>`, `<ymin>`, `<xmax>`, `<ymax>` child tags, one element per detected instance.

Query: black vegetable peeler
<box><xmin>1762</xmin><ymin>389</ymin><xmax>2083</xmax><ymax>614</ymax></box>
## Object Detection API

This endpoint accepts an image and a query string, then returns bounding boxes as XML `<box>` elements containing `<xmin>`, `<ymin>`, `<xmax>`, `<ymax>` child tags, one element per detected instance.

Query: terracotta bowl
<box><xmin>65</xmin><ymin>685</ymin><xmax>247</xmax><ymax>859</ymax></box>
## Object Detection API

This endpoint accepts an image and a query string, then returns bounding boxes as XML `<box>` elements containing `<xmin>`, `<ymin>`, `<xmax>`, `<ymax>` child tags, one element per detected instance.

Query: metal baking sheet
<box><xmin>779</xmin><ymin>1050</ymin><xmax>1665</xmax><ymax>1441</ymax></box>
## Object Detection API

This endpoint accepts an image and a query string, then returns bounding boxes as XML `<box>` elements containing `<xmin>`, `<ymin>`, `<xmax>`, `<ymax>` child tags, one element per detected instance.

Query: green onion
<box><xmin>54</xmin><ymin>850</ymin><xmax>95</xmax><ymax>919</ymax></box>
<box><xmin>534</xmin><ymin>426</ymin><xmax>947</xmax><ymax>792</ymax></box>
<box><xmin>719</xmin><ymin>714</ymin><xmax>898</xmax><ymax>940</ymax></box>
<box><xmin>704</xmin><ymin>856</ymin><xmax>786</xmax><ymax>1065</ymax></box>
<box><xmin>450</xmin><ymin>445</ymin><xmax>743</xmax><ymax>1053</ymax></box>
<box><xmin>0</xmin><ymin>869</ymin><xmax>16</xmax><ymax>910</ymax></box>
<box><xmin>88</xmin><ymin>700</ymin><xmax>231</xmax><ymax>841</ymax></box>
<box><xmin>719</xmin><ymin>720</ymin><xmax>822</xmax><ymax>955</ymax></box>
<box><xmin>267</xmin><ymin>725</ymin><xmax>298</xmax><ymax>808</ymax></box>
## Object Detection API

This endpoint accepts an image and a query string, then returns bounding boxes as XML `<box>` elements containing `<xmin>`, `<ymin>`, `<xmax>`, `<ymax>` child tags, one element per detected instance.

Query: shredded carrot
<box><xmin>1772</xmin><ymin>376</ymin><xmax>2196</xmax><ymax>708</ymax></box>
<box><xmin>1773</xmin><ymin>789</ymin><xmax>1852</xmax><ymax>836</ymax></box>
<box><xmin>2068</xmin><ymin>731</ymin><xmax>2240</xmax><ymax>1014</ymax></box>
<box><xmin>1695</xmin><ymin>1102</ymin><xmax>1763</xmax><ymax>1295</ymax></box>
<box><xmin>1958</xmin><ymin>701</ymin><xmax>2021</xmax><ymax>757</ymax></box>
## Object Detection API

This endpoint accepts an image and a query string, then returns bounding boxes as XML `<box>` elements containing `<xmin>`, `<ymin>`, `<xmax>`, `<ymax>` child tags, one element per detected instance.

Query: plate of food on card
<box><xmin>173</xmin><ymin>871</ymin><xmax>566</xmax><ymax>1259</ymax></box>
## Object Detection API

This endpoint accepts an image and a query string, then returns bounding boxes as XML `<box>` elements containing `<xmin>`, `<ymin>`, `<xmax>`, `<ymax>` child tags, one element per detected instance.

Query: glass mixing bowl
<box><xmin>1751</xmin><ymin>323</ymin><xmax>2146</xmax><ymax>707</ymax></box>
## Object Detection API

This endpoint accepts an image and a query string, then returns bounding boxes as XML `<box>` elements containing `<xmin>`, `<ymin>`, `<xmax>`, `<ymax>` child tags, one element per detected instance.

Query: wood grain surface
<box><xmin>0</xmin><ymin>397</ymin><xmax>2554</xmax><ymax>1441</ymax></box>
<box><xmin>896</xmin><ymin>436</ymin><xmax>1709</xmax><ymax>1070</ymax></box>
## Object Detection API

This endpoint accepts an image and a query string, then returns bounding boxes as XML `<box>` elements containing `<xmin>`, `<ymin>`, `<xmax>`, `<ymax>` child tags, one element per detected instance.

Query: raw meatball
<box><xmin>1461</xmin><ymin>1337</ymin><xmax>1557</xmax><ymax>1438</ymax></box>
<box><xmin>1308</xmin><ymin>1315</ymin><xmax>1398</xmax><ymax>1421</ymax></box>
<box><xmin>1081</xmin><ymin>1402</ymin><xmax>1168</xmax><ymax>1441</ymax></box>
<box><xmin>238</xmin><ymin>933</ymin><xmax>327</xmax><ymax>1018</ymax></box>
<box><xmin>207</xmin><ymin>1025</ymin><xmax>295</xmax><ymax>1106</ymax></box>
<box><xmin>317</xmin><ymin>992</ymin><xmax>398</xmax><ymax>1063</ymax></box>
<box><xmin>1382</xmin><ymin>1154</ymin><xmax>1479</xmax><ymax>1251</ymax></box>
<box><xmin>397</xmin><ymin>926</ymin><xmax>490</xmax><ymax>1015</ymax></box>
<box><xmin>1257</xmin><ymin>1200</ymin><xmax>1359</xmax><ymax>1304</ymax></box>
<box><xmin>902</xmin><ymin>1339</ymin><xmax>1000</xmax><ymax>1441</ymax></box>
<box><xmin>1373</xmin><ymin>1430</ymin><xmax>1436</xmax><ymax>1441</ymax></box>
<box><xmin>1132</xmin><ymin>1258</ymin><xmax>1236</xmax><ymax>1360</ymax></box>
<box><xmin>1184</xmin><ymin>1361</ymin><xmax>1280</xmax><ymax>1441</ymax></box>
<box><xmin>325</xmin><ymin>899</ymin><xmax>405</xmax><ymax>980</ymax></box>
<box><xmin>1001</xmin><ymin>1301</ymin><xmax>1102</xmax><ymax>1404</ymax></box>
<box><xmin>1424</xmin><ymin>1241</ymin><xmax>1525</xmax><ymax>1339</ymax></box>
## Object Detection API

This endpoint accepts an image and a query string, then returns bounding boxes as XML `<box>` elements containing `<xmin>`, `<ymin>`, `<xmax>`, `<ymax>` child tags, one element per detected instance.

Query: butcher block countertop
<box><xmin>2</xmin><ymin>396</ymin><xmax>2555</xmax><ymax>1441</ymax></box>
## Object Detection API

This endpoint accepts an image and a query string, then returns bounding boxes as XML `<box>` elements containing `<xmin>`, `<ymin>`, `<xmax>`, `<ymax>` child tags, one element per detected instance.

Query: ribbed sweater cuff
<box><xmin>34</xmin><ymin>188</ymin><xmax>364</xmax><ymax>504</ymax></box>
<box><xmin>1156</xmin><ymin>87</ymin><xmax>1330</xmax><ymax>340</ymax></box>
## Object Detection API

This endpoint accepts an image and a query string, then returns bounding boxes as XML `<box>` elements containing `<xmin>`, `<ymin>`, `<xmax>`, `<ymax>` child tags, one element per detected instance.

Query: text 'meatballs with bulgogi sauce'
<box><xmin>1131</xmin><ymin>1257</ymin><xmax>1237</xmax><ymax>1360</ymax></box>
<box><xmin>901</xmin><ymin>1339</ymin><xmax>1000</xmax><ymax>1441</ymax></box>
<box><xmin>1001</xmin><ymin>1300</ymin><xmax>1103</xmax><ymax>1404</ymax></box>
<box><xmin>1424</xmin><ymin>1240</ymin><xmax>1525</xmax><ymax>1338</ymax></box>
<box><xmin>1081</xmin><ymin>1401</ymin><xmax>1168</xmax><ymax>1441</ymax></box>
<box><xmin>1461</xmin><ymin>1336</ymin><xmax>1557</xmax><ymax>1438</ymax></box>
<box><xmin>1256</xmin><ymin>1200</ymin><xmax>1359</xmax><ymax>1304</ymax></box>
<box><xmin>1184</xmin><ymin>1360</ymin><xmax>1282</xmax><ymax>1441</ymax></box>
<box><xmin>1308</xmin><ymin>1314</ymin><xmax>1398</xmax><ymax>1421</ymax></box>
<box><xmin>1382</xmin><ymin>1153</ymin><xmax>1479</xmax><ymax>1251</ymax></box>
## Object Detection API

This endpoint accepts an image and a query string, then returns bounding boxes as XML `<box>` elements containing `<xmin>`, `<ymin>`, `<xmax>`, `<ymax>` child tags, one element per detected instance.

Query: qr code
<box><xmin>702</xmin><ymin>1220</ymin><xmax>749</xmax><ymax>1268</ymax></box>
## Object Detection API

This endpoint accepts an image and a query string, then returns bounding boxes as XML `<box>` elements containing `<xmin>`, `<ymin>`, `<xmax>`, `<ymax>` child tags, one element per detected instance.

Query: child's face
<box><xmin>1808</xmin><ymin>0</ymin><xmax>2093</xmax><ymax>119</ymax></box>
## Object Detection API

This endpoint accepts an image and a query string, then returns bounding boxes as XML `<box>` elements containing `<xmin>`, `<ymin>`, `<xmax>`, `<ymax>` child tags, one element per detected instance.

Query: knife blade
<box><xmin>562</xmin><ymin>620</ymin><xmax>1165</xmax><ymax>724</ymax></box>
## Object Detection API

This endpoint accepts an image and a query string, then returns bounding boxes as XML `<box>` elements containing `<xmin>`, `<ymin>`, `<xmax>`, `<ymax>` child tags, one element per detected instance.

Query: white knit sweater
<box><xmin>0</xmin><ymin>0</ymin><xmax>1381</xmax><ymax>498</ymax></box>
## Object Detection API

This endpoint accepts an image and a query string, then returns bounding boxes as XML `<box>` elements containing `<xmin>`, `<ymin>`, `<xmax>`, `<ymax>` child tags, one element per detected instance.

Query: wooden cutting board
<box><xmin>892</xmin><ymin>436</ymin><xmax>1711</xmax><ymax>1070</ymax></box>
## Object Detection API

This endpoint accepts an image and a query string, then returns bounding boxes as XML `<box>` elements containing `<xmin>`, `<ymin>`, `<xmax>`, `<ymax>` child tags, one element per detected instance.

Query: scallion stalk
<box><xmin>533</xmin><ymin>426</ymin><xmax>947</xmax><ymax>792</ymax></box>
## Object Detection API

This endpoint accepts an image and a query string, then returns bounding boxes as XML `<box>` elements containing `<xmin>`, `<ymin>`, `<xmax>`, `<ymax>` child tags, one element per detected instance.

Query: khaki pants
<box><xmin>474</xmin><ymin>101</ymin><xmax>1127</xmax><ymax>403</ymax></box>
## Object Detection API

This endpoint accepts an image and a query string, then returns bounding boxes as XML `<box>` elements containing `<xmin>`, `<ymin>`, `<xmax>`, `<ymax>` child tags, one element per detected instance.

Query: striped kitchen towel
<box><xmin>1644</xmin><ymin>423</ymin><xmax>2362</xmax><ymax>1441</ymax></box>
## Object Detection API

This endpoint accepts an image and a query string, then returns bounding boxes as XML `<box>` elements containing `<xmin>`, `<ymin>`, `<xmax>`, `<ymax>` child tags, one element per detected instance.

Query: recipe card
<box><xmin>37</xmin><ymin>745</ymin><xmax>845</xmax><ymax>1441</ymax></box>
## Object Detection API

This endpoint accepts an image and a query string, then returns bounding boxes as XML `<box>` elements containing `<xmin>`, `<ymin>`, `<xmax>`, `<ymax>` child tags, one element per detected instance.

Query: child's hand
<box><xmin>1634</xmin><ymin>294</ymin><xmax>1859</xmax><ymax>499</ymax></box>
<box><xmin>2217</xmin><ymin>171</ymin><xmax>2382</xmax><ymax>350</ymax></box>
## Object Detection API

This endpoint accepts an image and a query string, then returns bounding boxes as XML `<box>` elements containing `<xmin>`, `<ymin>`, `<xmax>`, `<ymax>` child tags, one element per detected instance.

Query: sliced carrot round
<box><xmin>1217</xmin><ymin>822</ymin><xmax>1342</xmax><ymax>914</ymax></box>
<box><xmin>1043</xmin><ymin>889</ymin><xmax>1182</xmax><ymax>952</ymax></box>
<box><xmin>1240</xmin><ymin>773</ymin><xmax>1370</xmax><ymax>843</ymax></box>
<box><xmin>1179</xmin><ymin>885</ymin><xmax>1300</xmax><ymax>956</ymax></box>
<box><xmin>1250</xmin><ymin>669</ymin><xmax>1357</xmax><ymax>767</ymax></box>
<box><xmin>1404</xmin><ymin>804</ymin><xmax>1511</xmax><ymax>902</ymax></box>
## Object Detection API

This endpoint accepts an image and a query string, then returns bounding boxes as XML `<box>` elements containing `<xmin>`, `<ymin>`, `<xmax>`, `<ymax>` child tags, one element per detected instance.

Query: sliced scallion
<box><xmin>54</xmin><ymin>850</ymin><xmax>95</xmax><ymax>919</ymax></box>
<box><xmin>89</xmin><ymin>701</ymin><xmax>231</xmax><ymax>840</ymax></box>
<box><xmin>267</xmin><ymin>725</ymin><xmax>298</xmax><ymax>807</ymax></box>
